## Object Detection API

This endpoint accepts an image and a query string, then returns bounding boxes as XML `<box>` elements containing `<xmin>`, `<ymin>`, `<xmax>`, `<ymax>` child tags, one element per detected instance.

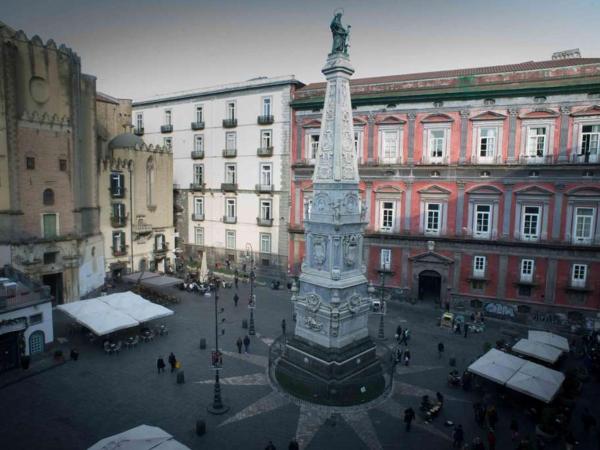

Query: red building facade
<box><xmin>289</xmin><ymin>58</ymin><xmax>600</xmax><ymax>328</ymax></box>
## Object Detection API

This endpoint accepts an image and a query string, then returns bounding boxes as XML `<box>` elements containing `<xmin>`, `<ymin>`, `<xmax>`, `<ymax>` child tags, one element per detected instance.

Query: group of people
<box><xmin>156</xmin><ymin>352</ymin><xmax>178</xmax><ymax>373</ymax></box>
<box><xmin>395</xmin><ymin>325</ymin><xmax>411</xmax><ymax>366</ymax></box>
<box><xmin>235</xmin><ymin>335</ymin><xmax>252</xmax><ymax>354</ymax></box>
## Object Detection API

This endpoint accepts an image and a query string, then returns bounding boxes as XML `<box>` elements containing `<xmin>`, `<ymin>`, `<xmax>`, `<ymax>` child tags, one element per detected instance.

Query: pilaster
<box><xmin>552</xmin><ymin>183</ymin><xmax>565</xmax><ymax>240</ymax></box>
<box><xmin>497</xmin><ymin>255</ymin><xmax>508</xmax><ymax>299</ymax></box>
<box><xmin>455</xmin><ymin>181</ymin><xmax>465</xmax><ymax>236</ymax></box>
<box><xmin>545</xmin><ymin>259</ymin><xmax>557</xmax><ymax>304</ymax></box>
<box><xmin>459</xmin><ymin>110</ymin><xmax>470</xmax><ymax>164</ymax></box>
<box><xmin>557</xmin><ymin>106</ymin><xmax>571</xmax><ymax>162</ymax></box>
<box><xmin>507</xmin><ymin>108</ymin><xmax>519</xmax><ymax>163</ymax></box>
<box><xmin>502</xmin><ymin>182</ymin><xmax>514</xmax><ymax>238</ymax></box>
<box><xmin>407</xmin><ymin>112</ymin><xmax>416</xmax><ymax>165</ymax></box>
<box><xmin>404</xmin><ymin>179</ymin><xmax>413</xmax><ymax>232</ymax></box>
<box><xmin>367</xmin><ymin>111</ymin><xmax>375</xmax><ymax>163</ymax></box>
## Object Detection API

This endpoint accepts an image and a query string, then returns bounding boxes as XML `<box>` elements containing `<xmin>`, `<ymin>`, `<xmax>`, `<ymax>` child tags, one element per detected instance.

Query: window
<box><xmin>164</xmin><ymin>109</ymin><xmax>172</xmax><ymax>126</ymax></box>
<box><xmin>261</xmin><ymin>130</ymin><xmax>272</xmax><ymax>148</ymax></box>
<box><xmin>260</xmin><ymin>200</ymin><xmax>272</xmax><ymax>220</ymax></box>
<box><xmin>260</xmin><ymin>164</ymin><xmax>272</xmax><ymax>186</ymax></box>
<box><xmin>194</xmin><ymin>135</ymin><xmax>204</xmax><ymax>152</ymax></box>
<box><xmin>474</xmin><ymin>204</ymin><xmax>491</xmax><ymax>239</ymax></box>
<box><xmin>260</xmin><ymin>233</ymin><xmax>272</xmax><ymax>253</ymax></box>
<box><xmin>193</xmin><ymin>164</ymin><xmax>204</xmax><ymax>185</ymax></box>
<box><xmin>580</xmin><ymin>125</ymin><xmax>600</xmax><ymax>162</ymax></box>
<box><xmin>304</xmin><ymin>197</ymin><xmax>313</xmax><ymax>220</ymax></box>
<box><xmin>226</xmin><ymin>102</ymin><xmax>236</xmax><ymax>121</ymax></box>
<box><xmin>226</xmin><ymin>198</ymin><xmax>236</xmax><ymax>219</ymax></box>
<box><xmin>194</xmin><ymin>227</ymin><xmax>204</xmax><ymax>246</ymax></box>
<box><xmin>163</xmin><ymin>137</ymin><xmax>172</xmax><ymax>149</ymax></box>
<box><xmin>380</xmin><ymin>249</ymin><xmax>391</xmax><ymax>271</ymax></box>
<box><xmin>571</xmin><ymin>264</ymin><xmax>588</xmax><ymax>288</ymax></box>
<box><xmin>42</xmin><ymin>213</ymin><xmax>57</xmax><ymax>238</ymax></box>
<box><xmin>478</xmin><ymin>128</ymin><xmax>496</xmax><ymax>162</ymax></box>
<box><xmin>521</xmin><ymin>206</ymin><xmax>541</xmax><ymax>241</ymax></box>
<box><xmin>110</xmin><ymin>172</ymin><xmax>125</xmax><ymax>197</ymax></box>
<box><xmin>136</xmin><ymin>113</ymin><xmax>143</xmax><ymax>130</ymax></box>
<box><xmin>59</xmin><ymin>159</ymin><xmax>67</xmax><ymax>171</ymax></box>
<box><xmin>43</xmin><ymin>189</ymin><xmax>54</xmax><ymax>206</ymax></box>
<box><xmin>573</xmin><ymin>207</ymin><xmax>595</xmax><ymax>244</ymax></box>
<box><xmin>526</xmin><ymin>127</ymin><xmax>546</xmax><ymax>158</ymax></box>
<box><xmin>43</xmin><ymin>252</ymin><xmax>57</xmax><ymax>265</ymax></box>
<box><xmin>112</xmin><ymin>231</ymin><xmax>125</xmax><ymax>252</ymax></box>
<box><xmin>155</xmin><ymin>234</ymin><xmax>165</xmax><ymax>251</ymax></box>
<box><xmin>380</xmin><ymin>129</ymin><xmax>399</xmax><ymax>163</ymax></box>
<box><xmin>225</xmin><ymin>164</ymin><xmax>236</xmax><ymax>184</ymax></box>
<box><xmin>354</xmin><ymin>129</ymin><xmax>363</xmax><ymax>160</ymax></box>
<box><xmin>428</xmin><ymin>129</ymin><xmax>446</xmax><ymax>162</ymax></box>
<box><xmin>226</xmin><ymin>132</ymin><xmax>236</xmax><ymax>150</ymax></box>
<box><xmin>112</xmin><ymin>203</ymin><xmax>125</xmax><ymax>220</ymax></box>
<box><xmin>379</xmin><ymin>201</ymin><xmax>396</xmax><ymax>232</ymax></box>
<box><xmin>29</xmin><ymin>313</ymin><xmax>43</xmax><ymax>325</ymax></box>
<box><xmin>194</xmin><ymin>197</ymin><xmax>204</xmax><ymax>215</ymax></box>
<box><xmin>308</xmin><ymin>134</ymin><xmax>319</xmax><ymax>161</ymax></box>
<box><xmin>195</xmin><ymin>105</ymin><xmax>203</xmax><ymax>123</ymax></box>
<box><xmin>425</xmin><ymin>203</ymin><xmax>441</xmax><ymax>235</ymax></box>
<box><xmin>226</xmin><ymin>230</ymin><xmax>236</xmax><ymax>249</ymax></box>
<box><xmin>520</xmin><ymin>259</ymin><xmax>534</xmax><ymax>283</ymax></box>
<box><xmin>473</xmin><ymin>256</ymin><xmax>486</xmax><ymax>278</ymax></box>
<box><xmin>26</xmin><ymin>157</ymin><xmax>35</xmax><ymax>170</ymax></box>
<box><xmin>262</xmin><ymin>97</ymin><xmax>272</xmax><ymax>116</ymax></box>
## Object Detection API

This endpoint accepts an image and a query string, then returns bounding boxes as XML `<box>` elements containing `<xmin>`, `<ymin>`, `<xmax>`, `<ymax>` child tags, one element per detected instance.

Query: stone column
<box><xmin>502</xmin><ymin>182</ymin><xmax>514</xmax><ymax>238</ymax></box>
<box><xmin>459</xmin><ymin>110</ymin><xmax>470</xmax><ymax>164</ymax></box>
<box><xmin>407</xmin><ymin>112</ymin><xmax>416</xmax><ymax>165</ymax></box>
<box><xmin>507</xmin><ymin>108</ymin><xmax>519</xmax><ymax>163</ymax></box>
<box><xmin>367</xmin><ymin>111</ymin><xmax>375</xmax><ymax>163</ymax></box>
<box><xmin>404</xmin><ymin>180</ymin><xmax>413</xmax><ymax>232</ymax></box>
<box><xmin>455</xmin><ymin>181</ymin><xmax>465</xmax><ymax>236</ymax></box>
<box><xmin>557</xmin><ymin>106</ymin><xmax>571</xmax><ymax>162</ymax></box>
<box><xmin>552</xmin><ymin>183</ymin><xmax>565</xmax><ymax>240</ymax></box>
<box><xmin>497</xmin><ymin>255</ymin><xmax>508</xmax><ymax>299</ymax></box>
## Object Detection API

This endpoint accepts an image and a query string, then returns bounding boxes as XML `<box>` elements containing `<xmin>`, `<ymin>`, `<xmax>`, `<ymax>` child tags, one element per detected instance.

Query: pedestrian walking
<box><xmin>236</xmin><ymin>336</ymin><xmax>243</xmax><ymax>354</ymax></box>
<box><xmin>264</xmin><ymin>440</ymin><xmax>276</xmax><ymax>450</ymax></box>
<box><xmin>582</xmin><ymin>408</ymin><xmax>597</xmax><ymax>432</ymax></box>
<box><xmin>403</xmin><ymin>328</ymin><xmax>411</xmax><ymax>345</ymax></box>
<box><xmin>395</xmin><ymin>346</ymin><xmax>403</xmax><ymax>364</ymax></box>
<box><xmin>70</xmin><ymin>348</ymin><xmax>79</xmax><ymax>361</ymax></box>
<box><xmin>464</xmin><ymin>323</ymin><xmax>469</xmax><ymax>338</ymax></box>
<box><xmin>510</xmin><ymin>417</ymin><xmax>519</xmax><ymax>440</ymax></box>
<box><xmin>404</xmin><ymin>407</ymin><xmax>415</xmax><ymax>431</ymax></box>
<box><xmin>243</xmin><ymin>335</ymin><xmax>250</xmax><ymax>353</ymax></box>
<box><xmin>396</xmin><ymin>325</ymin><xmax>403</xmax><ymax>342</ymax></box>
<box><xmin>168</xmin><ymin>352</ymin><xmax>177</xmax><ymax>373</ymax></box>
<box><xmin>281</xmin><ymin>319</ymin><xmax>287</xmax><ymax>336</ymax></box>
<box><xmin>233</xmin><ymin>292</ymin><xmax>239</xmax><ymax>307</ymax></box>
<box><xmin>487</xmin><ymin>429</ymin><xmax>496</xmax><ymax>450</ymax></box>
<box><xmin>234</xmin><ymin>276</ymin><xmax>239</xmax><ymax>289</ymax></box>
<box><xmin>438</xmin><ymin>342</ymin><xmax>445</xmax><ymax>358</ymax></box>
<box><xmin>288</xmin><ymin>438</ymin><xmax>299</xmax><ymax>450</ymax></box>
<box><xmin>404</xmin><ymin>349</ymin><xmax>411</xmax><ymax>366</ymax></box>
<box><xmin>157</xmin><ymin>356</ymin><xmax>166</xmax><ymax>373</ymax></box>
<box><xmin>452</xmin><ymin>424</ymin><xmax>464</xmax><ymax>449</ymax></box>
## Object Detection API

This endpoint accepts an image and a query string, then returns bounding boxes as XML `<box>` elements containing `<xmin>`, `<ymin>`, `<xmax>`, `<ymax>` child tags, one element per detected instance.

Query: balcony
<box><xmin>192</xmin><ymin>213</ymin><xmax>205</xmax><ymax>221</ymax></box>
<box><xmin>110</xmin><ymin>214</ymin><xmax>128</xmax><ymax>228</ymax></box>
<box><xmin>189</xmin><ymin>183</ymin><xmax>205</xmax><ymax>191</ymax></box>
<box><xmin>223</xmin><ymin>215</ymin><xmax>237</xmax><ymax>224</ymax></box>
<box><xmin>191</xmin><ymin>150</ymin><xmax>204</xmax><ymax>160</ymax></box>
<box><xmin>221</xmin><ymin>183</ymin><xmax>238</xmax><ymax>192</ymax></box>
<box><xmin>570</xmin><ymin>153</ymin><xmax>599</xmax><ymax>164</ymax></box>
<box><xmin>132</xmin><ymin>222</ymin><xmax>153</xmax><ymax>234</ymax></box>
<box><xmin>222</xmin><ymin>118</ymin><xmax>237</xmax><ymax>128</ymax></box>
<box><xmin>256</xmin><ymin>217</ymin><xmax>273</xmax><ymax>227</ymax></box>
<box><xmin>257</xmin><ymin>115</ymin><xmax>274</xmax><ymax>125</ymax></box>
<box><xmin>255</xmin><ymin>184</ymin><xmax>274</xmax><ymax>193</ymax></box>
<box><xmin>519</xmin><ymin>154</ymin><xmax>554</xmax><ymax>164</ymax></box>
<box><xmin>134</xmin><ymin>127</ymin><xmax>144</xmax><ymax>136</ymax></box>
<box><xmin>160</xmin><ymin>124</ymin><xmax>173</xmax><ymax>133</ymax></box>
<box><xmin>191</xmin><ymin>121</ymin><xmax>205</xmax><ymax>130</ymax></box>
<box><xmin>566</xmin><ymin>282</ymin><xmax>593</xmax><ymax>292</ymax></box>
<box><xmin>257</xmin><ymin>147</ymin><xmax>274</xmax><ymax>157</ymax></box>
<box><xmin>222</xmin><ymin>148</ymin><xmax>237</xmax><ymax>158</ymax></box>
<box><xmin>110</xmin><ymin>187</ymin><xmax>125</xmax><ymax>199</ymax></box>
<box><xmin>154</xmin><ymin>242</ymin><xmax>169</xmax><ymax>256</ymax></box>
<box><xmin>112</xmin><ymin>246</ymin><xmax>128</xmax><ymax>257</ymax></box>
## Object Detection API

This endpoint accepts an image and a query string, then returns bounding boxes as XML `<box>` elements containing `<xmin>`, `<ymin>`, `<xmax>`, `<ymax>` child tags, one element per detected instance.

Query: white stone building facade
<box><xmin>132</xmin><ymin>76</ymin><xmax>302</xmax><ymax>276</ymax></box>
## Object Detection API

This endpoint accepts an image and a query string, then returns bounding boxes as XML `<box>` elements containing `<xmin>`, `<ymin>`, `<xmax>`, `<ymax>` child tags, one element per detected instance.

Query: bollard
<box><xmin>242</xmin><ymin>319</ymin><xmax>248</xmax><ymax>329</ymax></box>
<box><xmin>195</xmin><ymin>419</ymin><xmax>206</xmax><ymax>436</ymax></box>
<box><xmin>177</xmin><ymin>370</ymin><xmax>185</xmax><ymax>384</ymax></box>
<box><xmin>200</xmin><ymin>338</ymin><xmax>206</xmax><ymax>349</ymax></box>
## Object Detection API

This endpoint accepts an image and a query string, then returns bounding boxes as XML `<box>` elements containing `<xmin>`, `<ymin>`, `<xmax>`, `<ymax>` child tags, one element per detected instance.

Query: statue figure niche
<box><xmin>330</xmin><ymin>12</ymin><xmax>350</xmax><ymax>55</ymax></box>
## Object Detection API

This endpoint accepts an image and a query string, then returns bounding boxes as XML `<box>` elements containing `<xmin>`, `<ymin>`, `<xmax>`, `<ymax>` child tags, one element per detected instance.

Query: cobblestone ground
<box><xmin>0</xmin><ymin>280</ymin><xmax>598</xmax><ymax>450</ymax></box>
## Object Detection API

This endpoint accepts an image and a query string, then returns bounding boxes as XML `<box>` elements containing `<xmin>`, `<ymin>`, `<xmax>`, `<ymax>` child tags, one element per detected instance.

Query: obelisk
<box><xmin>276</xmin><ymin>13</ymin><xmax>383</xmax><ymax>405</ymax></box>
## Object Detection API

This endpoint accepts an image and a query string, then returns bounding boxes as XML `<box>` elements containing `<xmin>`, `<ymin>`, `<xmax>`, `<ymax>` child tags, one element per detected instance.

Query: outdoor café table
<box><xmin>141</xmin><ymin>330</ymin><xmax>153</xmax><ymax>342</ymax></box>
<box><xmin>125</xmin><ymin>336</ymin><xmax>135</xmax><ymax>348</ymax></box>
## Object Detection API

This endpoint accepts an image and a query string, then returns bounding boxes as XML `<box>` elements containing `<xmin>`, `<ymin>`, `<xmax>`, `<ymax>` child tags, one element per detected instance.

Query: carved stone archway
<box><xmin>409</xmin><ymin>249</ymin><xmax>453</xmax><ymax>305</ymax></box>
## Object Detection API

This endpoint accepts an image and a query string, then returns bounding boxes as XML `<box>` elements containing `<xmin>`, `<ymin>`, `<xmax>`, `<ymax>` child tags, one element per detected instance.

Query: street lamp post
<box><xmin>246</xmin><ymin>244</ymin><xmax>256</xmax><ymax>336</ymax></box>
<box><xmin>207</xmin><ymin>282</ymin><xmax>229</xmax><ymax>415</ymax></box>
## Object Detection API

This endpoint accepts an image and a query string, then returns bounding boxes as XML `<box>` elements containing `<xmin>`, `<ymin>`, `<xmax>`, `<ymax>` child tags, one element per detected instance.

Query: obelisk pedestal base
<box><xmin>275</xmin><ymin>336</ymin><xmax>384</xmax><ymax>406</ymax></box>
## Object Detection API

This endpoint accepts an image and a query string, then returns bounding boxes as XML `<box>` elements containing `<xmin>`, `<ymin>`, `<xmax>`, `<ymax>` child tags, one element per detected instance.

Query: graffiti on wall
<box><xmin>484</xmin><ymin>302</ymin><xmax>516</xmax><ymax>318</ymax></box>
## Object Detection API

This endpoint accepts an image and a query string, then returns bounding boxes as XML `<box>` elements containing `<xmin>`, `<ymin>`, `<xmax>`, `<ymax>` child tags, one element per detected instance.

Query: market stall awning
<box><xmin>100</xmin><ymin>291</ymin><xmax>174</xmax><ymax>323</ymax></box>
<box><xmin>88</xmin><ymin>424</ymin><xmax>190</xmax><ymax>450</ymax></box>
<box><xmin>505</xmin><ymin>361</ymin><xmax>565</xmax><ymax>403</ymax></box>
<box><xmin>467</xmin><ymin>348</ymin><xmax>527</xmax><ymax>384</ymax></box>
<box><xmin>512</xmin><ymin>338</ymin><xmax>563</xmax><ymax>364</ymax></box>
<box><xmin>57</xmin><ymin>298</ymin><xmax>139</xmax><ymax>336</ymax></box>
<box><xmin>528</xmin><ymin>331</ymin><xmax>570</xmax><ymax>352</ymax></box>
<box><xmin>123</xmin><ymin>272</ymin><xmax>182</xmax><ymax>287</ymax></box>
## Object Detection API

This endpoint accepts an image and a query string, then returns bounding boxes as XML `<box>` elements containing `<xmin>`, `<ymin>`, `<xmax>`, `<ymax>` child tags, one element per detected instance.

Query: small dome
<box><xmin>108</xmin><ymin>133</ymin><xmax>144</xmax><ymax>150</ymax></box>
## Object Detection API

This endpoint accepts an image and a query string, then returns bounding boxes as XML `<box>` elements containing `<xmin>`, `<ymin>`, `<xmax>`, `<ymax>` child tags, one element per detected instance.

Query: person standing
<box><xmin>157</xmin><ymin>356</ymin><xmax>166</xmax><ymax>373</ymax></box>
<box><xmin>404</xmin><ymin>407</ymin><xmax>415</xmax><ymax>431</ymax></box>
<box><xmin>168</xmin><ymin>352</ymin><xmax>177</xmax><ymax>373</ymax></box>
<box><xmin>464</xmin><ymin>323</ymin><xmax>469</xmax><ymax>338</ymax></box>
<box><xmin>452</xmin><ymin>424</ymin><xmax>464</xmax><ymax>449</ymax></box>
<box><xmin>233</xmin><ymin>292</ymin><xmax>239</xmax><ymax>307</ymax></box>
<box><xmin>234</xmin><ymin>276</ymin><xmax>239</xmax><ymax>289</ymax></box>
<box><xmin>487</xmin><ymin>405</ymin><xmax>498</xmax><ymax>430</ymax></box>
<box><xmin>243</xmin><ymin>335</ymin><xmax>250</xmax><ymax>353</ymax></box>
<box><xmin>236</xmin><ymin>337</ymin><xmax>243</xmax><ymax>354</ymax></box>
<box><xmin>404</xmin><ymin>349</ymin><xmax>411</xmax><ymax>366</ymax></box>
<box><xmin>438</xmin><ymin>342</ymin><xmax>445</xmax><ymax>358</ymax></box>
<box><xmin>487</xmin><ymin>429</ymin><xmax>496</xmax><ymax>450</ymax></box>
<box><xmin>396</xmin><ymin>325</ymin><xmax>403</xmax><ymax>342</ymax></box>
<box><xmin>395</xmin><ymin>346</ymin><xmax>403</xmax><ymax>364</ymax></box>
<box><xmin>281</xmin><ymin>319</ymin><xmax>287</xmax><ymax>336</ymax></box>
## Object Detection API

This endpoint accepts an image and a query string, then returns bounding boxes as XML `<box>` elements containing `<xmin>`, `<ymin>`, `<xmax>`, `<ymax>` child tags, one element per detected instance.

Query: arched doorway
<box><xmin>418</xmin><ymin>270</ymin><xmax>441</xmax><ymax>302</ymax></box>
<box><xmin>29</xmin><ymin>331</ymin><xmax>45</xmax><ymax>355</ymax></box>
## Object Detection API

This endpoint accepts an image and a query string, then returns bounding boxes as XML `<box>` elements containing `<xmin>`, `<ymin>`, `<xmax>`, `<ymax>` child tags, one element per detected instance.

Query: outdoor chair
<box><xmin>131</xmin><ymin>336</ymin><xmax>139</xmax><ymax>348</ymax></box>
<box><xmin>104</xmin><ymin>342</ymin><xmax>112</xmax><ymax>355</ymax></box>
<box><xmin>114</xmin><ymin>341</ymin><xmax>122</xmax><ymax>354</ymax></box>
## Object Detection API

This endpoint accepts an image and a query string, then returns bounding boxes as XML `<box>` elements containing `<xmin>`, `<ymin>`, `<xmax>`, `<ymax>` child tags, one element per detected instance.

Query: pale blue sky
<box><xmin>3</xmin><ymin>0</ymin><xmax>600</xmax><ymax>100</ymax></box>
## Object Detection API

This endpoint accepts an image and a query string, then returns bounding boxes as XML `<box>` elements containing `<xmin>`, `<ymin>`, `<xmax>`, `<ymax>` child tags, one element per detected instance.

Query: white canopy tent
<box><xmin>528</xmin><ymin>331</ymin><xmax>570</xmax><ymax>352</ymax></box>
<box><xmin>58</xmin><ymin>298</ymin><xmax>139</xmax><ymax>336</ymax></box>
<box><xmin>506</xmin><ymin>361</ymin><xmax>565</xmax><ymax>403</ymax></box>
<box><xmin>512</xmin><ymin>338</ymin><xmax>563</xmax><ymax>364</ymax></box>
<box><xmin>467</xmin><ymin>349</ymin><xmax>526</xmax><ymax>384</ymax></box>
<box><xmin>100</xmin><ymin>291</ymin><xmax>174</xmax><ymax>323</ymax></box>
<box><xmin>88</xmin><ymin>424</ymin><xmax>190</xmax><ymax>450</ymax></box>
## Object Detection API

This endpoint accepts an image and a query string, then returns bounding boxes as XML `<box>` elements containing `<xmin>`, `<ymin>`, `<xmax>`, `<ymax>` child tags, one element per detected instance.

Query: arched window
<box><xmin>43</xmin><ymin>188</ymin><xmax>54</xmax><ymax>205</ymax></box>
<box><xmin>29</xmin><ymin>330</ymin><xmax>45</xmax><ymax>354</ymax></box>
<box><xmin>146</xmin><ymin>157</ymin><xmax>155</xmax><ymax>208</ymax></box>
